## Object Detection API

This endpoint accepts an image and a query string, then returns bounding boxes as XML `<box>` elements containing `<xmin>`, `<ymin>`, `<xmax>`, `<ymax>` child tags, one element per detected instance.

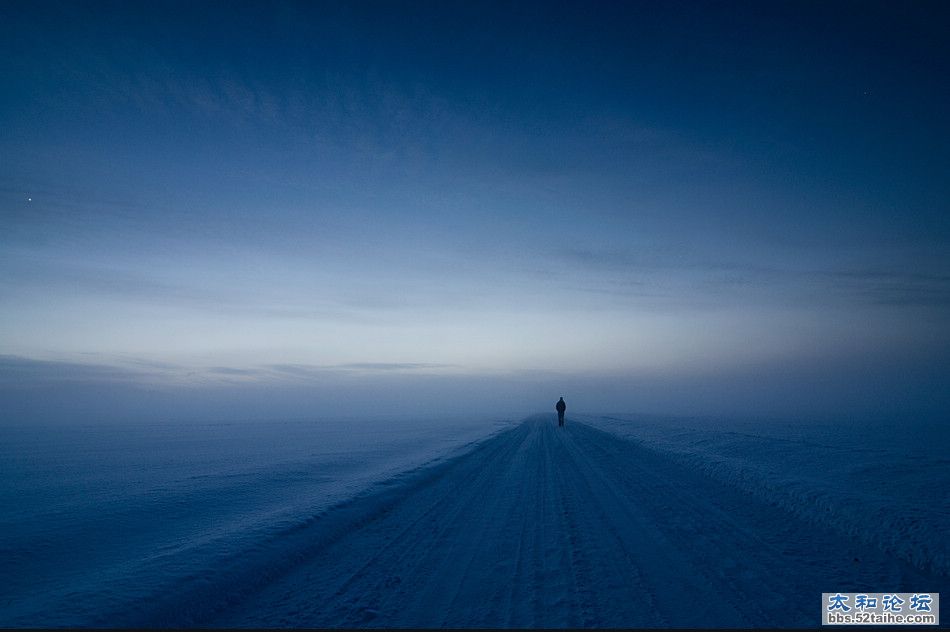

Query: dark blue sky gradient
<box><xmin>1</xmin><ymin>1</ymin><xmax>948</xmax><ymax>421</ymax></box>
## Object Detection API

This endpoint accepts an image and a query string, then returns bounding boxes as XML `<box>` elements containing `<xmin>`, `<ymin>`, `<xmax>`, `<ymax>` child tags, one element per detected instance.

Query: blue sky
<box><xmin>1</xmin><ymin>1</ymin><xmax>949</xmax><ymax>421</ymax></box>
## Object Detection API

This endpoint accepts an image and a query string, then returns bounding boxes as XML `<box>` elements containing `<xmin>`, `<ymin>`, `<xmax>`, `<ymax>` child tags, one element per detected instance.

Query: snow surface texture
<box><xmin>580</xmin><ymin>413</ymin><xmax>950</xmax><ymax>578</ymax></box>
<box><xmin>1</xmin><ymin>413</ymin><xmax>946</xmax><ymax>627</ymax></box>
<box><xmin>0</xmin><ymin>416</ymin><xmax>512</xmax><ymax>627</ymax></box>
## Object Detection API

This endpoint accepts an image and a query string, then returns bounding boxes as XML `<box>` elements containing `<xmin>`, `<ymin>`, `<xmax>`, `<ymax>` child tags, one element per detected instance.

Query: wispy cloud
<box><xmin>0</xmin><ymin>256</ymin><xmax>366</xmax><ymax>322</ymax></box>
<box><xmin>819</xmin><ymin>270</ymin><xmax>950</xmax><ymax>308</ymax></box>
<box><xmin>265</xmin><ymin>362</ymin><xmax>456</xmax><ymax>381</ymax></box>
<box><xmin>0</xmin><ymin>355</ymin><xmax>156</xmax><ymax>386</ymax></box>
<box><xmin>0</xmin><ymin>355</ymin><xmax>460</xmax><ymax>390</ymax></box>
<box><xmin>332</xmin><ymin>362</ymin><xmax>455</xmax><ymax>371</ymax></box>
<box><xmin>552</xmin><ymin>247</ymin><xmax>950</xmax><ymax>309</ymax></box>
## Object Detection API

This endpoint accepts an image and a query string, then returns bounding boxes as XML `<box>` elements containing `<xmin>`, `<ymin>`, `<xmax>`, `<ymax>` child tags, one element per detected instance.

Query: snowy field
<box><xmin>0</xmin><ymin>416</ymin><xmax>513</xmax><ymax>627</ymax></box>
<box><xmin>0</xmin><ymin>412</ymin><xmax>946</xmax><ymax>627</ymax></box>
<box><xmin>580</xmin><ymin>413</ymin><xmax>950</xmax><ymax>579</ymax></box>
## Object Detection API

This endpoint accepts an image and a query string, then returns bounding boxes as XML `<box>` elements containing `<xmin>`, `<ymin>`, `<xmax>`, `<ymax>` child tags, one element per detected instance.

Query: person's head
<box><xmin>559</xmin><ymin>396</ymin><xmax>564</xmax><ymax>400</ymax></box>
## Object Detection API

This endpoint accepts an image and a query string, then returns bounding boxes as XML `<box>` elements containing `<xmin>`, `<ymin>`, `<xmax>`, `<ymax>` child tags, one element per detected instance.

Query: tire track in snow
<box><xmin>318</xmin><ymin>422</ymin><xmax>535</xmax><ymax>627</ymax></box>
<box><xmin>207</xmin><ymin>415</ymin><xmax>947</xmax><ymax>628</ymax></box>
<box><xmin>558</xmin><ymin>422</ymin><xmax>764</xmax><ymax>626</ymax></box>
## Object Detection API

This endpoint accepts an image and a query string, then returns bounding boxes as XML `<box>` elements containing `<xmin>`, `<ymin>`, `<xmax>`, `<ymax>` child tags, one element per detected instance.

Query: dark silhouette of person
<box><xmin>556</xmin><ymin>396</ymin><xmax>566</xmax><ymax>427</ymax></box>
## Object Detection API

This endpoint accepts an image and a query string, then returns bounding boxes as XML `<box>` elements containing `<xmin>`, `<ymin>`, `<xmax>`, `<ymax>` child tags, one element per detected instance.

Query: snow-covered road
<box><xmin>138</xmin><ymin>414</ymin><xmax>943</xmax><ymax>628</ymax></box>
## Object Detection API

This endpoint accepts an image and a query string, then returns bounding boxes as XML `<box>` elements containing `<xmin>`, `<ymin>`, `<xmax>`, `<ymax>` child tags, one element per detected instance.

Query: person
<box><xmin>555</xmin><ymin>396</ymin><xmax>566</xmax><ymax>427</ymax></box>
